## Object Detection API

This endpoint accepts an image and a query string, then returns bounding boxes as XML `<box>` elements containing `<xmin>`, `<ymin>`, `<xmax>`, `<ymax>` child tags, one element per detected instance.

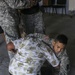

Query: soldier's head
<box><xmin>52</xmin><ymin>34</ymin><xmax>68</xmax><ymax>54</ymax></box>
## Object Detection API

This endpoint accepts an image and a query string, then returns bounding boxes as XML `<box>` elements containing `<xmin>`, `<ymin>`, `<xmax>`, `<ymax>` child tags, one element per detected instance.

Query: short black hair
<box><xmin>55</xmin><ymin>34</ymin><xmax>68</xmax><ymax>45</ymax></box>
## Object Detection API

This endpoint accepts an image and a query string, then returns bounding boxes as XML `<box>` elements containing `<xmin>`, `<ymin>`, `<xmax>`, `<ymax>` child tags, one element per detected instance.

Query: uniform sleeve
<box><xmin>42</xmin><ymin>47</ymin><xmax>59</xmax><ymax>67</ymax></box>
<box><xmin>59</xmin><ymin>50</ymin><xmax>70</xmax><ymax>75</ymax></box>
<box><xmin>4</xmin><ymin>0</ymin><xmax>31</xmax><ymax>9</ymax></box>
<box><xmin>0</xmin><ymin>26</ymin><xmax>4</xmax><ymax>34</ymax></box>
<box><xmin>12</xmin><ymin>38</ymin><xmax>23</xmax><ymax>49</ymax></box>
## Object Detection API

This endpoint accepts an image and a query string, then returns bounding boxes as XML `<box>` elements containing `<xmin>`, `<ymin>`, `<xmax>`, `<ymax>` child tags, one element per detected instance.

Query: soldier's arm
<box><xmin>42</xmin><ymin>46</ymin><xmax>60</xmax><ymax>67</ymax></box>
<box><xmin>40</xmin><ymin>45</ymin><xmax>60</xmax><ymax>75</ymax></box>
<box><xmin>59</xmin><ymin>50</ymin><xmax>70</xmax><ymax>75</ymax></box>
<box><xmin>7</xmin><ymin>38</ymin><xmax>23</xmax><ymax>52</ymax></box>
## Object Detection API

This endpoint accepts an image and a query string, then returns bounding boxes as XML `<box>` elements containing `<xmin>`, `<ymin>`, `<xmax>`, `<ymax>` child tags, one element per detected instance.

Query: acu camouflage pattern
<box><xmin>57</xmin><ymin>50</ymin><xmax>70</xmax><ymax>75</ymax></box>
<box><xmin>50</xmin><ymin>39</ymin><xmax>70</xmax><ymax>75</ymax></box>
<box><xmin>19</xmin><ymin>0</ymin><xmax>45</xmax><ymax>34</ymax></box>
<box><xmin>21</xmin><ymin>11</ymin><xmax>45</xmax><ymax>34</ymax></box>
<box><xmin>9</xmin><ymin>33</ymin><xmax>59</xmax><ymax>75</ymax></box>
<box><xmin>0</xmin><ymin>0</ymin><xmax>18</xmax><ymax>43</ymax></box>
<box><xmin>0</xmin><ymin>0</ymin><xmax>41</xmax><ymax>43</ymax></box>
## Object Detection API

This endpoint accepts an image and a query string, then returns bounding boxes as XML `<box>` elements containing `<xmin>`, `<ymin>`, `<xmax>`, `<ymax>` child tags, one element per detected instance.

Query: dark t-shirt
<box><xmin>0</xmin><ymin>26</ymin><xmax>4</xmax><ymax>34</ymax></box>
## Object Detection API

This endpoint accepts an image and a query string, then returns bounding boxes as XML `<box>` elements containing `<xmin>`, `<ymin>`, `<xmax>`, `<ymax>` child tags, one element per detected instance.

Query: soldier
<box><xmin>49</xmin><ymin>34</ymin><xmax>70</xmax><ymax>75</ymax></box>
<box><xmin>0</xmin><ymin>0</ymin><xmax>38</xmax><ymax>43</ymax></box>
<box><xmin>7</xmin><ymin>33</ymin><xmax>60</xmax><ymax>75</ymax></box>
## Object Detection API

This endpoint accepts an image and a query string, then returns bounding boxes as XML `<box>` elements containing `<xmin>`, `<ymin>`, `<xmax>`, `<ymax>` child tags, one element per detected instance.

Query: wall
<box><xmin>69</xmin><ymin>0</ymin><xmax>75</xmax><ymax>11</ymax></box>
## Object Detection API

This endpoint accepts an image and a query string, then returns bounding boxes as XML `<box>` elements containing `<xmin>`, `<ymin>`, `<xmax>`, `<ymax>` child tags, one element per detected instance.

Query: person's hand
<box><xmin>7</xmin><ymin>42</ymin><xmax>15</xmax><ymax>51</ymax></box>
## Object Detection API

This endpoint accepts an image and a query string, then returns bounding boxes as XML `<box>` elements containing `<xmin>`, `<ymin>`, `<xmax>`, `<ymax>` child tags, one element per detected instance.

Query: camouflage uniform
<box><xmin>57</xmin><ymin>50</ymin><xmax>70</xmax><ymax>75</ymax></box>
<box><xmin>0</xmin><ymin>0</ymin><xmax>34</xmax><ymax>43</ymax></box>
<box><xmin>20</xmin><ymin>0</ymin><xmax>45</xmax><ymax>34</ymax></box>
<box><xmin>50</xmin><ymin>39</ymin><xmax>70</xmax><ymax>75</ymax></box>
<box><xmin>9</xmin><ymin>33</ymin><xmax>59</xmax><ymax>75</ymax></box>
<box><xmin>21</xmin><ymin>11</ymin><xmax>45</xmax><ymax>34</ymax></box>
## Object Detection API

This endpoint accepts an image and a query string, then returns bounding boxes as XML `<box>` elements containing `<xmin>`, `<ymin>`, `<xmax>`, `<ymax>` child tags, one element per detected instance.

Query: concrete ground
<box><xmin>43</xmin><ymin>13</ymin><xmax>75</xmax><ymax>75</ymax></box>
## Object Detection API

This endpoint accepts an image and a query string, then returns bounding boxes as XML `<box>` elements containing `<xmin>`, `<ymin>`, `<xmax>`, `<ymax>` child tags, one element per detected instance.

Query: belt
<box><xmin>20</xmin><ymin>6</ymin><xmax>40</xmax><ymax>14</ymax></box>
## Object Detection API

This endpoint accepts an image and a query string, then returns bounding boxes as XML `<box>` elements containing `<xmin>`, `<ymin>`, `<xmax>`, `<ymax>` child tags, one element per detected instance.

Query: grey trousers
<box><xmin>21</xmin><ymin>11</ymin><xmax>45</xmax><ymax>34</ymax></box>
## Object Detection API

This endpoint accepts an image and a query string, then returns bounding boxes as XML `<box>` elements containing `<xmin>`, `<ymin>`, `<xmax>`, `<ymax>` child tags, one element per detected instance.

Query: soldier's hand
<box><xmin>7</xmin><ymin>42</ymin><xmax>15</xmax><ymax>51</ymax></box>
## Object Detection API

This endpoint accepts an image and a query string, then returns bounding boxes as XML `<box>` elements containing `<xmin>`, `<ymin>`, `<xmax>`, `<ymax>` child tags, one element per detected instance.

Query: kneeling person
<box><xmin>49</xmin><ymin>34</ymin><xmax>70</xmax><ymax>75</ymax></box>
<box><xmin>7</xmin><ymin>33</ymin><xmax>60</xmax><ymax>75</ymax></box>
